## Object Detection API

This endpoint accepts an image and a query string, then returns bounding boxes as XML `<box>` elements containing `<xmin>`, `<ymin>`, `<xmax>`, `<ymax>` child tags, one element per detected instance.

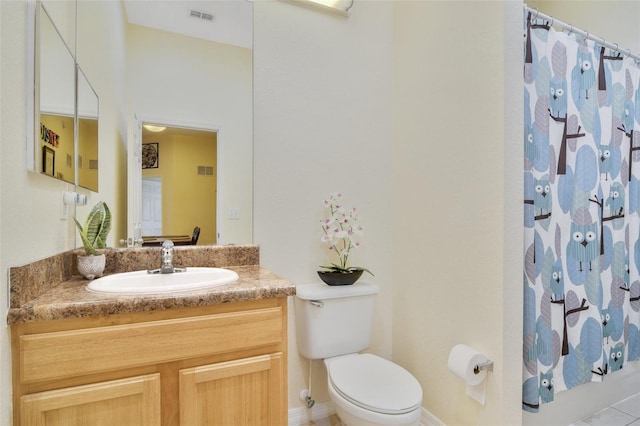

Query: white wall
<box><xmin>126</xmin><ymin>24</ymin><xmax>253</xmax><ymax>245</ymax></box>
<box><xmin>0</xmin><ymin>1</ymin><xmax>127</xmax><ymax>423</ymax></box>
<box><xmin>253</xmin><ymin>0</ymin><xmax>394</xmax><ymax>413</ymax></box>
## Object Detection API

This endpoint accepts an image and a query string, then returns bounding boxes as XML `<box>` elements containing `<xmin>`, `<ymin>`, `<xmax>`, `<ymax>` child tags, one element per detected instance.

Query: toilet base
<box><xmin>328</xmin><ymin>380</ymin><xmax>421</xmax><ymax>426</ymax></box>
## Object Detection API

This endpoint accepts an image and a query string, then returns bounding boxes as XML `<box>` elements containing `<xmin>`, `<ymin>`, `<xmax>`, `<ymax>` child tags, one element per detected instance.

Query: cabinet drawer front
<box><xmin>20</xmin><ymin>307</ymin><xmax>283</xmax><ymax>383</ymax></box>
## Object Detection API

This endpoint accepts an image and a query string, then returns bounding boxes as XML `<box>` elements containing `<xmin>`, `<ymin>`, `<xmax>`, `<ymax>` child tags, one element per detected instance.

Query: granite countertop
<box><xmin>7</xmin><ymin>245</ymin><xmax>296</xmax><ymax>325</ymax></box>
<box><xmin>7</xmin><ymin>266</ymin><xmax>295</xmax><ymax>325</ymax></box>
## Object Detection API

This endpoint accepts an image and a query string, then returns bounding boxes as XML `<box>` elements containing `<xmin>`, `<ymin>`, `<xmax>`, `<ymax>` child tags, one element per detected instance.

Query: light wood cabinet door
<box><xmin>20</xmin><ymin>374</ymin><xmax>161</xmax><ymax>426</ymax></box>
<box><xmin>179</xmin><ymin>353</ymin><xmax>285</xmax><ymax>426</ymax></box>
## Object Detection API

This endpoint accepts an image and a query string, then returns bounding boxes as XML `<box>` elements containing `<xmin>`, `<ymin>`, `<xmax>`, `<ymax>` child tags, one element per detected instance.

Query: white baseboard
<box><xmin>288</xmin><ymin>401</ymin><xmax>335</xmax><ymax>425</ymax></box>
<box><xmin>421</xmin><ymin>407</ymin><xmax>445</xmax><ymax>426</ymax></box>
<box><xmin>289</xmin><ymin>404</ymin><xmax>444</xmax><ymax>426</ymax></box>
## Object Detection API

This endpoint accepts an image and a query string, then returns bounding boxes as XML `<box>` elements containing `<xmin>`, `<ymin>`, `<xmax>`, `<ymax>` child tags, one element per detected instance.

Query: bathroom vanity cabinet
<box><xmin>11</xmin><ymin>298</ymin><xmax>287</xmax><ymax>426</ymax></box>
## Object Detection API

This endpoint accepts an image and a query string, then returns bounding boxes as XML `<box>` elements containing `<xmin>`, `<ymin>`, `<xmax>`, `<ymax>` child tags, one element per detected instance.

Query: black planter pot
<box><xmin>317</xmin><ymin>269</ymin><xmax>364</xmax><ymax>286</ymax></box>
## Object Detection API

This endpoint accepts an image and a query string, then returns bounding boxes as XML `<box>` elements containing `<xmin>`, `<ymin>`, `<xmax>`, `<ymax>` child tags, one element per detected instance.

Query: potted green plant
<box><xmin>318</xmin><ymin>193</ymin><xmax>373</xmax><ymax>286</ymax></box>
<box><xmin>74</xmin><ymin>201</ymin><xmax>111</xmax><ymax>279</ymax></box>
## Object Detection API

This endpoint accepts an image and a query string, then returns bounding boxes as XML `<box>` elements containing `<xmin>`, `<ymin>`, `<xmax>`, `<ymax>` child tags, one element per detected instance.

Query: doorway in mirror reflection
<box><xmin>140</xmin><ymin>125</ymin><xmax>217</xmax><ymax>245</ymax></box>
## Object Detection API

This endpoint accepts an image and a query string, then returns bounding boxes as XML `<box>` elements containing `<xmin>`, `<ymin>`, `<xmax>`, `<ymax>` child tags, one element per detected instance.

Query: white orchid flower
<box><xmin>319</xmin><ymin>193</ymin><xmax>371</xmax><ymax>276</ymax></box>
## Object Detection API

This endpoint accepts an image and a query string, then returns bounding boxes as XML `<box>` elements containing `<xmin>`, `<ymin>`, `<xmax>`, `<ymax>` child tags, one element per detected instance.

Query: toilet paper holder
<box><xmin>473</xmin><ymin>359</ymin><xmax>494</xmax><ymax>375</ymax></box>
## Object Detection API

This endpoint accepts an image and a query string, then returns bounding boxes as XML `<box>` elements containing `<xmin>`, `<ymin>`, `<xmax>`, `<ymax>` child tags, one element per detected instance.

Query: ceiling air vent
<box><xmin>189</xmin><ymin>10</ymin><xmax>214</xmax><ymax>22</ymax></box>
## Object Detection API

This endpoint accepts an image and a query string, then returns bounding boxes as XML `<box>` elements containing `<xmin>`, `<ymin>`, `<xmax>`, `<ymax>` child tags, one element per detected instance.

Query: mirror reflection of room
<box><xmin>76</xmin><ymin>66</ymin><xmax>99</xmax><ymax>192</ymax></box>
<box><xmin>38</xmin><ymin>3</ymin><xmax>75</xmax><ymax>184</ymax></box>
<box><xmin>140</xmin><ymin>124</ymin><xmax>217</xmax><ymax>246</ymax></box>
<box><xmin>123</xmin><ymin>0</ymin><xmax>253</xmax><ymax>247</ymax></box>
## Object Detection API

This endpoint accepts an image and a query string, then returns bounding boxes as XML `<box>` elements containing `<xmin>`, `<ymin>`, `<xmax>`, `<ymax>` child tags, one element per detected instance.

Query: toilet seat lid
<box><xmin>327</xmin><ymin>354</ymin><xmax>422</xmax><ymax>415</ymax></box>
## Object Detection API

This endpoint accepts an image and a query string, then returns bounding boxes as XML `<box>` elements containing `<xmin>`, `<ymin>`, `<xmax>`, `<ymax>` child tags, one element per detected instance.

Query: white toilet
<box><xmin>295</xmin><ymin>282</ymin><xmax>423</xmax><ymax>426</ymax></box>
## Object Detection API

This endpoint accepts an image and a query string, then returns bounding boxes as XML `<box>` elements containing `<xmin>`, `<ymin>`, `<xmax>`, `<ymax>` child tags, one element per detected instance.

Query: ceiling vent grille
<box><xmin>189</xmin><ymin>10</ymin><xmax>214</xmax><ymax>22</ymax></box>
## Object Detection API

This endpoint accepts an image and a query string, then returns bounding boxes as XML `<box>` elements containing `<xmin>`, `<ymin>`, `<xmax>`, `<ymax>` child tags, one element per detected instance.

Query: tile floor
<box><xmin>311</xmin><ymin>414</ymin><xmax>342</xmax><ymax>425</ymax></box>
<box><xmin>312</xmin><ymin>397</ymin><xmax>640</xmax><ymax>426</ymax></box>
<box><xmin>574</xmin><ymin>393</ymin><xmax>640</xmax><ymax>425</ymax></box>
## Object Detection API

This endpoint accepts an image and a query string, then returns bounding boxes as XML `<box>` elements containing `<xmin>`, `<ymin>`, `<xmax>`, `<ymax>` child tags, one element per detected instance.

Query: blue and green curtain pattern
<box><xmin>523</xmin><ymin>11</ymin><xmax>640</xmax><ymax>412</ymax></box>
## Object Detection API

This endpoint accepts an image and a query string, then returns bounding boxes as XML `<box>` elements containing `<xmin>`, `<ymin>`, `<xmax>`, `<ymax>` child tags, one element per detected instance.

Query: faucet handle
<box><xmin>162</xmin><ymin>240</ymin><xmax>174</xmax><ymax>249</ymax></box>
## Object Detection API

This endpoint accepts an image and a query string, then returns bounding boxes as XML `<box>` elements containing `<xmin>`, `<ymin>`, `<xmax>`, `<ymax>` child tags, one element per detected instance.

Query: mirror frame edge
<box><xmin>25</xmin><ymin>0</ymin><xmax>38</xmax><ymax>174</ymax></box>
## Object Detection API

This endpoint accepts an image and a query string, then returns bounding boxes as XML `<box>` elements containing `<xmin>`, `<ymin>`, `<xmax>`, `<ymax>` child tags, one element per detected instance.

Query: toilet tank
<box><xmin>294</xmin><ymin>282</ymin><xmax>379</xmax><ymax>360</ymax></box>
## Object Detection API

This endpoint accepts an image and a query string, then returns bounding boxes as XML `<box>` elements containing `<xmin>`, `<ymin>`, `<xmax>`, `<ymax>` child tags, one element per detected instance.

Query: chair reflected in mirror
<box><xmin>191</xmin><ymin>226</ymin><xmax>200</xmax><ymax>245</ymax></box>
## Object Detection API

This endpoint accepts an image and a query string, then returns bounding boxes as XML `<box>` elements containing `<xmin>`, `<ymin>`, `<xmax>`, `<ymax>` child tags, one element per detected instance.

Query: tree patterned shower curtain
<box><xmin>523</xmin><ymin>11</ymin><xmax>640</xmax><ymax>412</ymax></box>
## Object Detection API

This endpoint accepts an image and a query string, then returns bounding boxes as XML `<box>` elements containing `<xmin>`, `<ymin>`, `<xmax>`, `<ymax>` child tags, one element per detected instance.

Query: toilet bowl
<box><xmin>324</xmin><ymin>354</ymin><xmax>422</xmax><ymax>426</ymax></box>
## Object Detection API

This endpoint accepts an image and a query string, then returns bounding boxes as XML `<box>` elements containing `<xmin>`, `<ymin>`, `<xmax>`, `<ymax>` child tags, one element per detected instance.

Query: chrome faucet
<box><xmin>148</xmin><ymin>240</ymin><xmax>186</xmax><ymax>274</ymax></box>
<box><xmin>160</xmin><ymin>240</ymin><xmax>175</xmax><ymax>273</ymax></box>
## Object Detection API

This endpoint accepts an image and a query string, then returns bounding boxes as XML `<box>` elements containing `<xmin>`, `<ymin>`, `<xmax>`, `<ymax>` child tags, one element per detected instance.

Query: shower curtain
<box><xmin>523</xmin><ymin>12</ymin><xmax>640</xmax><ymax>412</ymax></box>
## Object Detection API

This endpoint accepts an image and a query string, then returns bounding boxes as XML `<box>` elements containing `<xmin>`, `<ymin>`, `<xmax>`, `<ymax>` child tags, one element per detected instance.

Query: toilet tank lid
<box><xmin>295</xmin><ymin>282</ymin><xmax>379</xmax><ymax>300</ymax></box>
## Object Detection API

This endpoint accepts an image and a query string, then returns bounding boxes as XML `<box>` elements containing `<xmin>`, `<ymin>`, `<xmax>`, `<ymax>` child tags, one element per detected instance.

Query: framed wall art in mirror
<box><xmin>42</xmin><ymin>146</ymin><xmax>55</xmax><ymax>177</ymax></box>
<box><xmin>142</xmin><ymin>143</ymin><xmax>159</xmax><ymax>169</ymax></box>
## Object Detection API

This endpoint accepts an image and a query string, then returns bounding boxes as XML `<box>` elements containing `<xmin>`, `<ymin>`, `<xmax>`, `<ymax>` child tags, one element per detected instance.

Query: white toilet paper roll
<box><xmin>447</xmin><ymin>344</ymin><xmax>487</xmax><ymax>386</ymax></box>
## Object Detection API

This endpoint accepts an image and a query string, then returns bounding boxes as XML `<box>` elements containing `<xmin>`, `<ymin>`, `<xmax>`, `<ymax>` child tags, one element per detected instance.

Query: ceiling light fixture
<box><xmin>143</xmin><ymin>124</ymin><xmax>167</xmax><ymax>133</ymax></box>
<box><xmin>299</xmin><ymin>0</ymin><xmax>354</xmax><ymax>16</ymax></box>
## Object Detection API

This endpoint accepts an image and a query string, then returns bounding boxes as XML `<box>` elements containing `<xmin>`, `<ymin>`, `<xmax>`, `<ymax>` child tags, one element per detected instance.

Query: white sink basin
<box><xmin>87</xmin><ymin>267</ymin><xmax>239</xmax><ymax>295</ymax></box>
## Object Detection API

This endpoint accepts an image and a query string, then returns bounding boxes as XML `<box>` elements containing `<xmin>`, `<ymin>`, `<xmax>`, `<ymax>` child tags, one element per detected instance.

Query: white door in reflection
<box><xmin>141</xmin><ymin>177</ymin><xmax>162</xmax><ymax>236</ymax></box>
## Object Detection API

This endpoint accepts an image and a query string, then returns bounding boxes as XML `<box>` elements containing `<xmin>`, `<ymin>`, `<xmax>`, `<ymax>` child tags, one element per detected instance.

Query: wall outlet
<box><xmin>229</xmin><ymin>208</ymin><xmax>240</xmax><ymax>220</ymax></box>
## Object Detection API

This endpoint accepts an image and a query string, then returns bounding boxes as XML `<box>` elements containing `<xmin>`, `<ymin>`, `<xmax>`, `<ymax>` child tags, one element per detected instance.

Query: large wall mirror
<box><xmin>36</xmin><ymin>3</ymin><xmax>76</xmax><ymax>185</ymax></box>
<box><xmin>31</xmin><ymin>0</ymin><xmax>253</xmax><ymax>246</ymax></box>
<box><xmin>30</xmin><ymin>1</ymin><xmax>100</xmax><ymax>191</ymax></box>
<box><xmin>122</xmin><ymin>1</ymin><xmax>253</xmax><ymax>246</ymax></box>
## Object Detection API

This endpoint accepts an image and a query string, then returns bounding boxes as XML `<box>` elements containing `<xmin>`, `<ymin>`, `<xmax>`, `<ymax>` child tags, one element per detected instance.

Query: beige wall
<box><xmin>392</xmin><ymin>1</ymin><xmax>522</xmax><ymax>424</ymax></box>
